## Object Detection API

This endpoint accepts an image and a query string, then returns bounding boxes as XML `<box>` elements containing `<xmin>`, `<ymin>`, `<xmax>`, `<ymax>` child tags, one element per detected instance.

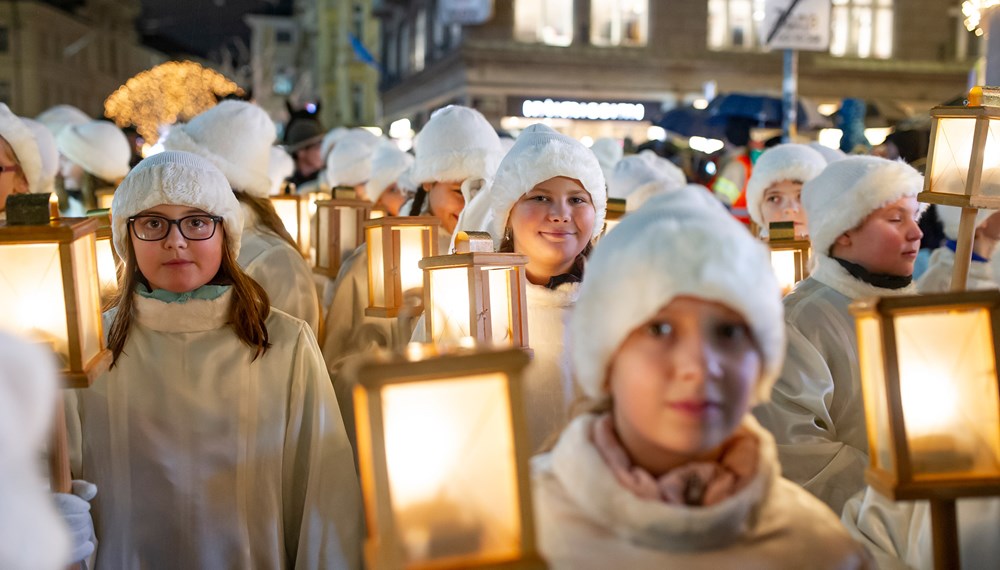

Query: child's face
<box><xmin>130</xmin><ymin>204</ymin><xmax>225</xmax><ymax>293</ymax></box>
<box><xmin>834</xmin><ymin>196</ymin><xmax>923</xmax><ymax>276</ymax></box>
<box><xmin>608</xmin><ymin>296</ymin><xmax>761</xmax><ymax>460</ymax></box>
<box><xmin>760</xmin><ymin>179</ymin><xmax>806</xmax><ymax>237</ymax></box>
<box><xmin>508</xmin><ymin>176</ymin><xmax>595</xmax><ymax>272</ymax></box>
<box><xmin>425</xmin><ymin>180</ymin><xmax>465</xmax><ymax>234</ymax></box>
<box><xmin>0</xmin><ymin>137</ymin><xmax>28</xmax><ymax>212</ymax></box>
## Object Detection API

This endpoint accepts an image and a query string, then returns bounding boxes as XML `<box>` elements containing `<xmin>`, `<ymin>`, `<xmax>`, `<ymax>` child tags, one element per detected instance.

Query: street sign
<box><xmin>439</xmin><ymin>0</ymin><xmax>494</xmax><ymax>25</ymax></box>
<box><xmin>764</xmin><ymin>0</ymin><xmax>831</xmax><ymax>51</ymax></box>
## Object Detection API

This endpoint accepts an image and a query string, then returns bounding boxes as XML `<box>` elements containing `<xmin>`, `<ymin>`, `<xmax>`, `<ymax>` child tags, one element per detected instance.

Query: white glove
<box><xmin>54</xmin><ymin>480</ymin><xmax>98</xmax><ymax>565</ymax></box>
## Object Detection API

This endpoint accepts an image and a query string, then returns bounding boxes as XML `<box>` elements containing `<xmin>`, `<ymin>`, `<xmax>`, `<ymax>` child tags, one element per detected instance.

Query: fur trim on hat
<box><xmin>320</xmin><ymin>127</ymin><xmax>350</xmax><ymax>162</ymax></box>
<box><xmin>803</xmin><ymin>156</ymin><xmax>925</xmax><ymax>258</ymax></box>
<box><xmin>609</xmin><ymin>150</ymin><xmax>686</xmax><ymax>200</ymax></box>
<box><xmin>0</xmin><ymin>104</ymin><xmax>44</xmax><ymax>195</ymax></box>
<box><xmin>745</xmin><ymin>144</ymin><xmax>827</xmax><ymax>233</ymax></box>
<box><xmin>368</xmin><ymin>140</ymin><xmax>414</xmax><ymax>202</ymax></box>
<box><xmin>20</xmin><ymin>118</ymin><xmax>58</xmax><ymax>194</ymax></box>
<box><xmin>638</xmin><ymin>183</ymin><xmax>728</xmax><ymax>215</ymax></box>
<box><xmin>34</xmin><ymin>104</ymin><xmax>89</xmax><ymax>137</ymax></box>
<box><xmin>485</xmin><ymin>123</ymin><xmax>607</xmax><ymax>248</ymax></box>
<box><xmin>411</xmin><ymin>105</ymin><xmax>504</xmax><ymax>185</ymax></box>
<box><xmin>57</xmin><ymin>121</ymin><xmax>131</xmax><ymax>182</ymax></box>
<box><xmin>111</xmin><ymin>151</ymin><xmax>243</xmax><ymax>258</ymax></box>
<box><xmin>808</xmin><ymin>142</ymin><xmax>847</xmax><ymax>164</ymax></box>
<box><xmin>163</xmin><ymin>101</ymin><xmax>275</xmax><ymax>198</ymax></box>
<box><xmin>268</xmin><ymin>146</ymin><xmax>294</xmax><ymax>196</ymax></box>
<box><xmin>570</xmin><ymin>203</ymin><xmax>785</xmax><ymax>404</ymax></box>
<box><xmin>325</xmin><ymin>129</ymin><xmax>379</xmax><ymax>187</ymax></box>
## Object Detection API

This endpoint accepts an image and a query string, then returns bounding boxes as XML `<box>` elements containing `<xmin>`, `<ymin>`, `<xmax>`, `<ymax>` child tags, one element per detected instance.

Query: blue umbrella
<box><xmin>706</xmin><ymin>93</ymin><xmax>809</xmax><ymax>129</ymax></box>
<box><xmin>658</xmin><ymin>107</ymin><xmax>728</xmax><ymax>139</ymax></box>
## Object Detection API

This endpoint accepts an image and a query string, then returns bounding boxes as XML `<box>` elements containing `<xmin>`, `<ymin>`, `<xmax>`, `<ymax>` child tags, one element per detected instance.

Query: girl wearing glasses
<box><xmin>68</xmin><ymin>151</ymin><xmax>361</xmax><ymax>569</ymax></box>
<box><xmin>0</xmin><ymin>103</ymin><xmax>43</xmax><ymax>219</ymax></box>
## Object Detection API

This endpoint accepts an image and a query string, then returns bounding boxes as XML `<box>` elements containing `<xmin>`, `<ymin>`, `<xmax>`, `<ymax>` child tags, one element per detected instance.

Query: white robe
<box><xmin>532</xmin><ymin>414</ymin><xmax>871</xmax><ymax>569</ymax></box>
<box><xmin>71</xmin><ymin>291</ymin><xmax>362</xmax><ymax>569</ymax></box>
<box><xmin>916</xmin><ymin>247</ymin><xmax>997</xmax><ymax>293</ymax></box>
<box><xmin>753</xmin><ymin>254</ymin><xmax>917</xmax><ymax>514</ymax></box>
<box><xmin>238</xmin><ymin>204</ymin><xmax>322</xmax><ymax>338</ymax></box>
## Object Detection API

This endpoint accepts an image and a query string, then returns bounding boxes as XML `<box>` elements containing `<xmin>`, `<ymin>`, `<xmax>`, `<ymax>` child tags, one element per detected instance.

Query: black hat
<box><xmin>282</xmin><ymin>116</ymin><xmax>325</xmax><ymax>153</ymax></box>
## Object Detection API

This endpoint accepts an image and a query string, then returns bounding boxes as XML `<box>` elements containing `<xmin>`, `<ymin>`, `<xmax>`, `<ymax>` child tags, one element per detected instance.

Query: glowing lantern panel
<box><xmin>365</xmin><ymin>217</ymin><xmax>440</xmax><ymax>318</ymax></box>
<box><xmin>315</xmin><ymin>199</ymin><xmax>370</xmax><ymax>277</ymax></box>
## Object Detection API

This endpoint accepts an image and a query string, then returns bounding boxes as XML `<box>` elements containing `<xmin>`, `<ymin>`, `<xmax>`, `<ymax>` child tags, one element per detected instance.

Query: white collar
<box><xmin>809</xmin><ymin>254</ymin><xmax>917</xmax><ymax>300</ymax></box>
<box><xmin>134</xmin><ymin>289</ymin><xmax>232</xmax><ymax>332</ymax></box>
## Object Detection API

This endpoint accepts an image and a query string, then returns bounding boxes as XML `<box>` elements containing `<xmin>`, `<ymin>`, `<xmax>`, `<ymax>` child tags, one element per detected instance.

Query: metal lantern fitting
<box><xmin>419</xmin><ymin>232</ymin><xmax>529</xmax><ymax>350</ymax></box>
<box><xmin>602</xmin><ymin>197</ymin><xmax>627</xmax><ymax>235</ymax></box>
<box><xmin>923</xmin><ymin>86</ymin><xmax>1000</xmax><ymax>290</ymax></box>
<box><xmin>365</xmin><ymin>216</ymin><xmax>441</xmax><ymax>318</ymax></box>
<box><xmin>851</xmin><ymin>290</ymin><xmax>1000</xmax><ymax>569</ymax></box>
<box><xmin>90</xmin><ymin>211</ymin><xmax>121</xmax><ymax>303</ymax></box>
<box><xmin>0</xmin><ymin>202</ymin><xmax>111</xmax><ymax>387</ymax></box>
<box><xmin>271</xmin><ymin>191</ymin><xmax>324</xmax><ymax>261</ymax></box>
<box><xmin>767</xmin><ymin>222</ymin><xmax>811</xmax><ymax>295</ymax></box>
<box><xmin>353</xmin><ymin>347</ymin><xmax>544</xmax><ymax>570</ymax></box>
<box><xmin>315</xmin><ymin>198</ymin><xmax>371</xmax><ymax>277</ymax></box>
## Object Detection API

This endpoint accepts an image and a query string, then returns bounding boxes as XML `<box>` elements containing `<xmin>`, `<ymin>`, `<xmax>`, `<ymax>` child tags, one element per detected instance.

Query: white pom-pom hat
<box><xmin>111</xmin><ymin>151</ymin><xmax>243</xmax><ymax>259</ymax></box>
<box><xmin>368</xmin><ymin>140</ymin><xmax>414</xmax><ymax>202</ymax></box>
<box><xmin>325</xmin><ymin>128</ymin><xmax>380</xmax><ymax>187</ymax></box>
<box><xmin>57</xmin><ymin>120</ymin><xmax>131</xmax><ymax>182</ymax></box>
<box><xmin>20</xmin><ymin>118</ymin><xmax>58</xmax><ymax>194</ymax></box>
<box><xmin>571</xmin><ymin>194</ymin><xmax>785</xmax><ymax>404</ymax></box>
<box><xmin>608</xmin><ymin>150</ymin><xmax>686</xmax><ymax>201</ymax></box>
<box><xmin>164</xmin><ymin>101</ymin><xmax>276</xmax><ymax>198</ymax></box>
<box><xmin>34</xmin><ymin>104</ymin><xmax>90</xmax><ymax>137</ymax></box>
<box><xmin>0</xmin><ymin>103</ymin><xmax>43</xmax><ymax>194</ymax></box>
<box><xmin>411</xmin><ymin>105</ymin><xmax>504</xmax><ymax>186</ymax></box>
<box><xmin>745</xmin><ymin>143</ymin><xmax>828</xmax><ymax>234</ymax></box>
<box><xmin>268</xmin><ymin>146</ymin><xmax>294</xmax><ymax>195</ymax></box>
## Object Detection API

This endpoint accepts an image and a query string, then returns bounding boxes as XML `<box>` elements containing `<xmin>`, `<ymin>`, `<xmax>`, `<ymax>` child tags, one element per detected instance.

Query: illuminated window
<box><xmin>830</xmin><ymin>0</ymin><xmax>893</xmax><ymax>59</ymax></box>
<box><xmin>591</xmin><ymin>0</ymin><xmax>648</xmax><ymax>46</ymax></box>
<box><xmin>707</xmin><ymin>0</ymin><xmax>767</xmax><ymax>51</ymax></box>
<box><xmin>414</xmin><ymin>9</ymin><xmax>426</xmax><ymax>72</ymax></box>
<box><xmin>514</xmin><ymin>0</ymin><xmax>574</xmax><ymax>47</ymax></box>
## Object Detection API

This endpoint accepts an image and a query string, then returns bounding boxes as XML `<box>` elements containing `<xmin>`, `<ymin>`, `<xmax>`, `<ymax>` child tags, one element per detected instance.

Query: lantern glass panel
<box><xmin>381</xmin><ymin>372</ymin><xmax>522</xmax><ymax>564</ymax></box>
<box><xmin>770</xmin><ymin>249</ymin><xmax>797</xmax><ymax>295</ymax></box>
<box><xmin>368</xmin><ymin>225</ymin><xmax>386</xmax><ymax>306</ymax></box>
<box><xmin>316</xmin><ymin>204</ymin><xmax>330</xmax><ymax>268</ymax></box>
<box><xmin>0</xmin><ymin>242</ymin><xmax>70</xmax><ymax>361</ymax></box>
<box><xmin>857</xmin><ymin>314</ymin><xmax>895</xmax><ymax>474</ymax></box>
<box><xmin>273</xmin><ymin>198</ymin><xmax>300</xmax><ymax>242</ymax></box>
<box><xmin>893</xmin><ymin>308</ymin><xmax>1000</xmax><ymax>478</ymax></box>
<box><xmin>428</xmin><ymin>266</ymin><xmax>472</xmax><ymax>342</ymax></box>
<box><xmin>95</xmin><ymin>236</ymin><xmax>118</xmax><ymax>298</ymax></box>
<box><xmin>929</xmin><ymin>117</ymin><xmax>977</xmax><ymax>197</ymax></box>
<box><xmin>981</xmin><ymin>117</ymin><xmax>1000</xmax><ymax>197</ymax></box>
<box><xmin>72</xmin><ymin>235</ymin><xmax>101</xmax><ymax>365</ymax></box>
<box><xmin>487</xmin><ymin>268</ymin><xmax>514</xmax><ymax>345</ymax></box>
<box><xmin>339</xmin><ymin>206</ymin><xmax>359</xmax><ymax>259</ymax></box>
<box><xmin>399</xmin><ymin>226</ymin><xmax>427</xmax><ymax>291</ymax></box>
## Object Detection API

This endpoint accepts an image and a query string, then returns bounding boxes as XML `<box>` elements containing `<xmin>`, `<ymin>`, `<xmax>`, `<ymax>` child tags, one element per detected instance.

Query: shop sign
<box><xmin>511</xmin><ymin>97</ymin><xmax>654</xmax><ymax>122</ymax></box>
<box><xmin>764</xmin><ymin>0</ymin><xmax>831</xmax><ymax>51</ymax></box>
<box><xmin>439</xmin><ymin>0</ymin><xmax>493</xmax><ymax>25</ymax></box>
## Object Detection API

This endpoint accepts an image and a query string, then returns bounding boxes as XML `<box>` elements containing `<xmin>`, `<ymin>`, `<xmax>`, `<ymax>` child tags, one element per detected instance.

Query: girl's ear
<box><xmin>834</xmin><ymin>231</ymin><xmax>852</xmax><ymax>248</ymax></box>
<box><xmin>421</xmin><ymin>181</ymin><xmax>433</xmax><ymax>192</ymax></box>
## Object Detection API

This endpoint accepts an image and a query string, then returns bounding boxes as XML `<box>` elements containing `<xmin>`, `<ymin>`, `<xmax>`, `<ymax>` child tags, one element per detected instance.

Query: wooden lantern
<box><xmin>766</xmin><ymin>222</ymin><xmax>810</xmax><ymax>295</ymax></box>
<box><xmin>419</xmin><ymin>232</ymin><xmax>529</xmax><ymax>349</ymax></box>
<box><xmin>314</xmin><ymin>198</ymin><xmax>371</xmax><ymax>277</ymax></box>
<box><xmin>270</xmin><ymin>191</ymin><xmax>324</xmax><ymax>261</ymax></box>
<box><xmin>365</xmin><ymin>216</ymin><xmax>440</xmax><ymax>318</ymax></box>
<box><xmin>922</xmin><ymin>86</ymin><xmax>1000</xmax><ymax>290</ymax></box>
<box><xmin>851</xmin><ymin>290</ymin><xmax>1000</xmax><ymax>569</ymax></box>
<box><xmin>370</xmin><ymin>207</ymin><xmax>387</xmax><ymax>220</ymax></box>
<box><xmin>602</xmin><ymin>197</ymin><xmax>627</xmax><ymax>235</ymax></box>
<box><xmin>353</xmin><ymin>347</ymin><xmax>544</xmax><ymax>570</ymax></box>
<box><xmin>95</xmin><ymin>188</ymin><xmax>115</xmax><ymax>210</ymax></box>
<box><xmin>91</xmin><ymin>212</ymin><xmax>121</xmax><ymax>303</ymax></box>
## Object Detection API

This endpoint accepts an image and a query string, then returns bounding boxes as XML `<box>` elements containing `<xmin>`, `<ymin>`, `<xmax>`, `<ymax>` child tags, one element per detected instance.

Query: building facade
<box><xmin>376</xmin><ymin>0</ymin><xmax>973</xmax><ymax>141</ymax></box>
<box><xmin>0</xmin><ymin>0</ymin><xmax>166</xmax><ymax>117</ymax></box>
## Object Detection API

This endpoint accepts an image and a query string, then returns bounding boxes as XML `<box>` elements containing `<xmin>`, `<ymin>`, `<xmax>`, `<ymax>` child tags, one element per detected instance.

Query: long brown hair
<box><xmin>234</xmin><ymin>192</ymin><xmax>297</xmax><ymax>248</ymax></box>
<box><xmin>106</xmin><ymin>229</ymin><xmax>272</xmax><ymax>367</ymax></box>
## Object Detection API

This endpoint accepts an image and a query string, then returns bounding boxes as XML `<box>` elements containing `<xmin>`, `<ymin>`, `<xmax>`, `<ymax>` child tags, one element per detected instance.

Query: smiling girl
<box><xmin>532</xmin><ymin>195</ymin><xmax>868</xmax><ymax>569</ymax></box>
<box><xmin>70</xmin><ymin>151</ymin><xmax>361</xmax><ymax>569</ymax></box>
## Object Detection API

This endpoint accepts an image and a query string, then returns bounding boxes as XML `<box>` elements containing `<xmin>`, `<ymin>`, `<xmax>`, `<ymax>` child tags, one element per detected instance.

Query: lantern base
<box><xmin>65</xmin><ymin>348</ymin><xmax>113</xmax><ymax>389</ymax></box>
<box><xmin>366</xmin><ymin>307</ymin><xmax>401</xmax><ymax>319</ymax></box>
<box><xmin>363</xmin><ymin>537</ymin><xmax>547</xmax><ymax>570</ymax></box>
<box><xmin>866</xmin><ymin>468</ymin><xmax>1000</xmax><ymax>501</ymax></box>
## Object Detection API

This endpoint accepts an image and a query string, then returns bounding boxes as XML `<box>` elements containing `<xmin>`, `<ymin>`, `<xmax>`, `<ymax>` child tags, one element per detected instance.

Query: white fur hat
<box><xmin>590</xmin><ymin>137</ymin><xmax>623</xmax><ymax>180</ymax></box>
<box><xmin>111</xmin><ymin>151</ymin><xmax>243</xmax><ymax>258</ymax></box>
<box><xmin>935</xmin><ymin>204</ymin><xmax>995</xmax><ymax>240</ymax></box>
<box><xmin>608</xmin><ymin>150</ymin><xmax>686</xmax><ymax>200</ymax></box>
<box><xmin>368</xmin><ymin>139</ymin><xmax>414</xmax><ymax>202</ymax></box>
<box><xmin>268</xmin><ymin>146</ymin><xmax>294</xmax><ymax>196</ymax></box>
<box><xmin>745</xmin><ymin>143</ymin><xmax>827</xmax><ymax>232</ymax></box>
<box><xmin>638</xmin><ymin>183</ymin><xmax>728</xmax><ymax>215</ymax></box>
<box><xmin>325</xmin><ymin>128</ymin><xmax>380</xmax><ymax>187</ymax></box>
<box><xmin>0</xmin><ymin>103</ymin><xmax>43</xmax><ymax>194</ymax></box>
<box><xmin>34</xmin><ymin>104</ymin><xmax>90</xmax><ymax>137</ymax></box>
<box><xmin>0</xmin><ymin>331</ymin><xmax>71</xmax><ymax>570</ymax></box>
<box><xmin>571</xmin><ymin>196</ymin><xmax>785</xmax><ymax>404</ymax></box>
<box><xmin>411</xmin><ymin>105</ymin><xmax>504</xmax><ymax>185</ymax></box>
<box><xmin>320</xmin><ymin>126</ymin><xmax>351</xmax><ymax>162</ymax></box>
<box><xmin>486</xmin><ymin>123</ymin><xmax>607</xmax><ymax>247</ymax></box>
<box><xmin>20</xmin><ymin>118</ymin><xmax>59</xmax><ymax>194</ymax></box>
<box><xmin>803</xmin><ymin>156</ymin><xmax>925</xmax><ymax>257</ymax></box>
<box><xmin>57</xmin><ymin>120</ymin><xmax>131</xmax><ymax>182</ymax></box>
<box><xmin>809</xmin><ymin>142</ymin><xmax>847</xmax><ymax>164</ymax></box>
<box><xmin>164</xmin><ymin>101</ymin><xmax>275</xmax><ymax>198</ymax></box>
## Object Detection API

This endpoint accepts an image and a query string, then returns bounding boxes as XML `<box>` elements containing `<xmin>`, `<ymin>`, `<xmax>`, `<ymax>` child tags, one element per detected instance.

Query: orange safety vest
<box><xmin>713</xmin><ymin>154</ymin><xmax>752</xmax><ymax>226</ymax></box>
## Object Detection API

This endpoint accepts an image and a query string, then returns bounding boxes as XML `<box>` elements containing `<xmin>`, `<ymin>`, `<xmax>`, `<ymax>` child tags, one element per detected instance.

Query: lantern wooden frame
<box><xmin>270</xmin><ymin>192</ymin><xmax>322</xmax><ymax>259</ymax></box>
<box><xmin>314</xmin><ymin>198</ymin><xmax>371</xmax><ymax>277</ymax></box>
<box><xmin>93</xmin><ymin>214</ymin><xmax>122</xmax><ymax>303</ymax></box>
<box><xmin>0</xmin><ymin>217</ymin><xmax>111</xmax><ymax>388</ymax></box>
<box><xmin>419</xmin><ymin>251</ymin><xmax>530</xmax><ymax>349</ymax></box>
<box><xmin>767</xmin><ymin>238</ymin><xmax>811</xmax><ymax>294</ymax></box>
<box><xmin>364</xmin><ymin>216</ymin><xmax>440</xmax><ymax>318</ymax></box>
<box><xmin>602</xmin><ymin>197</ymin><xmax>627</xmax><ymax>235</ymax></box>
<box><xmin>353</xmin><ymin>347</ymin><xmax>544</xmax><ymax>570</ymax></box>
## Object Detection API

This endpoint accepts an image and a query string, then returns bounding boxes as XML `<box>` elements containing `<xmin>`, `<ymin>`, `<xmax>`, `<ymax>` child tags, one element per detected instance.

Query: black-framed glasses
<box><xmin>128</xmin><ymin>214</ymin><xmax>223</xmax><ymax>241</ymax></box>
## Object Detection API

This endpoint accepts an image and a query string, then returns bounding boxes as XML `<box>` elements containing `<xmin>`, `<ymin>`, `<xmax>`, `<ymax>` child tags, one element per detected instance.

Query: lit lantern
<box><xmin>0</xmin><ymin>197</ymin><xmax>111</xmax><ymax>387</ymax></box>
<box><xmin>852</xmin><ymin>290</ymin><xmax>1000</xmax><ymax>569</ymax></box>
<box><xmin>419</xmin><ymin>232</ymin><xmax>529</xmax><ymax>349</ymax></box>
<box><xmin>922</xmin><ymin>86</ymin><xmax>1000</xmax><ymax>290</ymax></box>
<box><xmin>365</xmin><ymin>216</ymin><xmax>440</xmax><ymax>318</ymax></box>
<box><xmin>90</xmin><ymin>211</ymin><xmax>121</xmax><ymax>302</ymax></box>
<box><xmin>602</xmin><ymin>197</ymin><xmax>627</xmax><ymax>235</ymax></box>
<box><xmin>353</xmin><ymin>346</ymin><xmax>543</xmax><ymax>569</ymax></box>
<box><xmin>766</xmin><ymin>222</ymin><xmax>810</xmax><ymax>295</ymax></box>
<box><xmin>370</xmin><ymin>207</ymin><xmax>387</xmax><ymax>220</ymax></box>
<box><xmin>270</xmin><ymin>191</ymin><xmax>324</xmax><ymax>261</ymax></box>
<box><xmin>314</xmin><ymin>198</ymin><xmax>371</xmax><ymax>277</ymax></box>
<box><xmin>95</xmin><ymin>188</ymin><xmax>115</xmax><ymax>210</ymax></box>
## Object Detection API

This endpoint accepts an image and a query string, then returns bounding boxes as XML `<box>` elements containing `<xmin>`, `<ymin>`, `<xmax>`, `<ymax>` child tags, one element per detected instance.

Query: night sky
<box><xmin>138</xmin><ymin>0</ymin><xmax>293</xmax><ymax>58</ymax></box>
